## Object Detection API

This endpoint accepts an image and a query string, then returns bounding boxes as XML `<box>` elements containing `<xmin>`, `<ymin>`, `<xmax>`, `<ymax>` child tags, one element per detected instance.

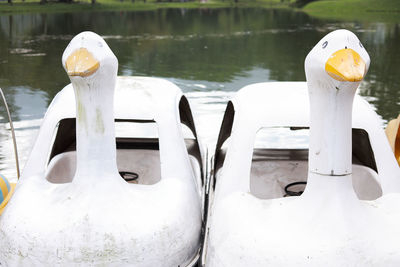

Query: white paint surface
<box><xmin>205</xmin><ymin>29</ymin><xmax>400</xmax><ymax>266</ymax></box>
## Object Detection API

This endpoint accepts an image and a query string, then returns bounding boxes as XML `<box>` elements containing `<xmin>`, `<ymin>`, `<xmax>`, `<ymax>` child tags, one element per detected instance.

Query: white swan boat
<box><xmin>203</xmin><ymin>29</ymin><xmax>400</xmax><ymax>266</ymax></box>
<box><xmin>0</xmin><ymin>32</ymin><xmax>205</xmax><ymax>266</ymax></box>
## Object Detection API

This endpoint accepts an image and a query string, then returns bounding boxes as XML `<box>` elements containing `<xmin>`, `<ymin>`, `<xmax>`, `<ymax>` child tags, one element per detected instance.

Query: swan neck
<box><xmin>307</xmin><ymin>80</ymin><xmax>357</xmax><ymax>176</ymax></box>
<box><xmin>72</xmin><ymin>77</ymin><xmax>118</xmax><ymax>178</ymax></box>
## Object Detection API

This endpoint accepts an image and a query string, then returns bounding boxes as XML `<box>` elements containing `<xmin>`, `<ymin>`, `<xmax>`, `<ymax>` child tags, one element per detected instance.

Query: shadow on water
<box><xmin>0</xmin><ymin>8</ymin><xmax>399</xmax><ymax>179</ymax></box>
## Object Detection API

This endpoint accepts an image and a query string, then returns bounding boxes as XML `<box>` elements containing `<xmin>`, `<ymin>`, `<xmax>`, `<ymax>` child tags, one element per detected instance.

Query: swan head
<box><xmin>305</xmin><ymin>29</ymin><xmax>370</xmax><ymax>89</ymax></box>
<box><xmin>305</xmin><ymin>30</ymin><xmax>371</xmax><ymax>177</ymax></box>
<box><xmin>60</xmin><ymin>32</ymin><xmax>120</xmax><ymax>179</ymax></box>
<box><xmin>62</xmin><ymin>31</ymin><xmax>118</xmax><ymax>84</ymax></box>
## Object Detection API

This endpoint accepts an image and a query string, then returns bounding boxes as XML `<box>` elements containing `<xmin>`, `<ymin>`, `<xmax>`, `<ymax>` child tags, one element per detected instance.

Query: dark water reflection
<box><xmin>1</xmin><ymin>9</ymin><xmax>399</xmax><ymax>120</ymax></box>
<box><xmin>0</xmin><ymin>8</ymin><xmax>399</xmax><ymax>179</ymax></box>
<box><xmin>1</xmin><ymin>9</ymin><xmax>399</xmax><ymax>119</ymax></box>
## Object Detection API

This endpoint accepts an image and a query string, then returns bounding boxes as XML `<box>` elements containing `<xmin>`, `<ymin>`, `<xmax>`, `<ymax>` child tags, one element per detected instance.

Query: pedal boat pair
<box><xmin>204</xmin><ymin>29</ymin><xmax>400</xmax><ymax>266</ymax></box>
<box><xmin>0</xmin><ymin>32</ymin><xmax>205</xmax><ymax>266</ymax></box>
<box><xmin>1</xmin><ymin>29</ymin><xmax>400</xmax><ymax>266</ymax></box>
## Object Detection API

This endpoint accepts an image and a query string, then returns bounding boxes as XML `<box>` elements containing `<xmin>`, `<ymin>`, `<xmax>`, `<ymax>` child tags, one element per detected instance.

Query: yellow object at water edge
<box><xmin>385</xmin><ymin>114</ymin><xmax>400</xmax><ymax>166</ymax></box>
<box><xmin>0</xmin><ymin>180</ymin><xmax>16</xmax><ymax>216</ymax></box>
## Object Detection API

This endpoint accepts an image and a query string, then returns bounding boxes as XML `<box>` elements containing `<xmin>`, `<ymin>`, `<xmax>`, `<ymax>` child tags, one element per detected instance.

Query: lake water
<box><xmin>0</xmin><ymin>8</ymin><xmax>399</xmax><ymax>181</ymax></box>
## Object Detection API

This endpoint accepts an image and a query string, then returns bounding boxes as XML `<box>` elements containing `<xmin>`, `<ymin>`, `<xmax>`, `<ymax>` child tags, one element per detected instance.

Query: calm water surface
<box><xmin>0</xmin><ymin>8</ymin><xmax>399</xmax><ymax>180</ymax></box>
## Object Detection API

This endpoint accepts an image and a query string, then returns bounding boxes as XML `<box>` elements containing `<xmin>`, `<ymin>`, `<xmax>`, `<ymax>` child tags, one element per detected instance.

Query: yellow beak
<box><xmin>325</xmin><ymin>48</ymin><xmax>366</xmax><ymax>82</ymax></box>
<box><xmin>65</xmin><ymin>48</ymin><xmax>100</xmax><ymax>77</ymax></box>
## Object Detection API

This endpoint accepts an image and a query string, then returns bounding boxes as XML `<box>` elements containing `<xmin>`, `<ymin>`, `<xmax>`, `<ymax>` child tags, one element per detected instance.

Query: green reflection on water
<box><xmin>0</xmin><ymin>8</ymin><xmax>399</xmax><ymax>121</ymax></box>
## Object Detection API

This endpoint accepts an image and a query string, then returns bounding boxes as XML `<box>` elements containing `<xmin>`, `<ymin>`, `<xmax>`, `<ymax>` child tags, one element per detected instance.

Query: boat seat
<box><xmin>46</xmin><ymin>147</ymin><xmax>201</xmax><ymax>185</ymax></box>
<box><xmin>215</xmin><ymin>148</ymin><xmax>382</xmax><ymax>201</ymax></box>
<box><xmin>46</xmin><ymin>117</ymin><xmax>204</xmax><ymax>186</ymax></box>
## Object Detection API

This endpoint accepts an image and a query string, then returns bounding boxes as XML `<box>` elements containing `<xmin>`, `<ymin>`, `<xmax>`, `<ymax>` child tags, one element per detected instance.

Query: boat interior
<box><xmin>45</xmin><ymin>96</ymin><xmax>205</xmax><ymax>187</ymax></box>
<box><xmin>213</xmin><ymin>102</ymin><xmax>383</xmax><ymax>201</ymax></box>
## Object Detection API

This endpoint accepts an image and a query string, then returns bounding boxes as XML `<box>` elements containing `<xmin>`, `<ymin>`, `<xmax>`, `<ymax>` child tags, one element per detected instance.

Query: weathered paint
<box><xmin>95</xmin><ymin>108</ymin><xmax>105</xmax><ymax>134</ymax></box>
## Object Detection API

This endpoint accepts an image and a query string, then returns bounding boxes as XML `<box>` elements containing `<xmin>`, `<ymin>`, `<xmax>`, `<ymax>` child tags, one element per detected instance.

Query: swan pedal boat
<box><xmin>203</xmin><ymin>29</ymin><xmax>400</xmax><ymax>266</ymax></box>
<box><xmin>0</xmin><ymin>32</ymin><xmax>205</xmax><ymax>266</ymax></box>
<box><xmin>35</xmin><ymin>76</ymin><xmax>205</xmax><ymax>192</ymax></box>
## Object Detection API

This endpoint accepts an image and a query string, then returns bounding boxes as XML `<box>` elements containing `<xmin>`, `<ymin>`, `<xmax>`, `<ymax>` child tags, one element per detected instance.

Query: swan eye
<box><xmin>359</xmin><ymin>41</ymin><xmax>363</xmax><ymax>49</ymax></box>
<box><xmin>98</xmin><ymin>42</ymin><xmax>103</xmax><ymax>48</ymax></box>
<box><xmin>322</xmin><ymin>41</ymin><xmax>328</xmax><ymax>49</ymax></box>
